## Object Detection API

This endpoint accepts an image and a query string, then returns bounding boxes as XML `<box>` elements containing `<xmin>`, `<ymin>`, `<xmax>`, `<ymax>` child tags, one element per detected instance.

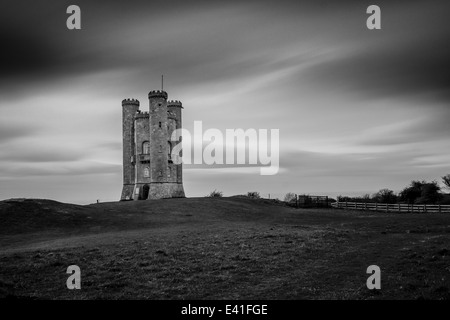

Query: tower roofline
<box><xmin>167</xmin><ymin>100</ymin><xmax>183</xmax><ymax>108</ymax></box>
<box><xmin>148</xmin><ymin>90</ymin><xmax>168</xmax><ymax>99</ymax></box>
<box><xmin>122</xmin><ymin>98</ymin><xmax>140</xmax><ymax>106</ymax></box>
<box><xmin>135</xmin><ymin>111</ymin><xmax>149</xmax><ymax>119</ymax></box>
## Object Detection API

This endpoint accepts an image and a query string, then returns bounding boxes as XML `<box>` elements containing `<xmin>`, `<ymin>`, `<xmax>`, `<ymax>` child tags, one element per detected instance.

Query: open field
<box><xmin>0</xmin><ymin>197</ymin><xmax>449</xmax><ymax>300</ymax></box>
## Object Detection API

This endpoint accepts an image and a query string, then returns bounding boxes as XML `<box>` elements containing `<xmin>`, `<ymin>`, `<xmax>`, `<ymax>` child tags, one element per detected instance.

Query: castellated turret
<box><xmin>120</xmin><ymin>91</ymin><xmax>185</xmax><ymax>200</ymax></box>
<box><xmin>121</xmin><ymin>98</ymin><xmax>140</xmax><ymax>201</ymax></box>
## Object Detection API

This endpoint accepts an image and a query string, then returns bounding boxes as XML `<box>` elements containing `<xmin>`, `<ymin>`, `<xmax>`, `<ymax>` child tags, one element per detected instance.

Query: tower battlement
<box><xmin>122</xmin><ymin>98</ymin><xmax>140</xmax><ymax>106</ymax></box>
<box><xmin>167</xmin><ymin>100</ymin><xmax>183</xmax><ymax>108</ymax></box>
<box><xmin>148</xmin><ymin>90</ymin><xmax>168</xmax><ymax>99</ymax></box>
<box><xmin>135</xmin><ymin>111</ymin><xmax>149</xmax><ymax>119</ymax></box>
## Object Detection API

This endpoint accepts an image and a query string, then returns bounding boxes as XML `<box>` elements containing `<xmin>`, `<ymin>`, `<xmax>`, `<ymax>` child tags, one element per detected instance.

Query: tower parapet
<box><xmin>122</xmin><ymin>98</ymin><xmax>140</xmax><ymax>106</ymax></box>
<box><xmin>135</xmin><ymin>111</ymin><xmax>149</xmax><ymax>119</ymax></box>
<box><xmin>167</xmin><ymin>100</ymin><xmax>183</xmax><ymax>108</ymax></box>
<box><xmin>148</xmin><ymin>90</ymin><xmax>168</xmax><ymax>100</ymax></box>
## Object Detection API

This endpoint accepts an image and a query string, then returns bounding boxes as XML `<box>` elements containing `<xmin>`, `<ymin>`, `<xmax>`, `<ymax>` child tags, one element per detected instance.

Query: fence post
<box><xmin>295</xmin><ymin>194</ymin><xmax>298</xmax><ymax>208</ymax></box>
<box><xmin>345</xmin><ymin>202</ymin><xmax>348</xmax><ymax>209</ymax></box>
<box><xmin>386</xmin><ymin>204</ymin><xmax>389</xmax><ymax>213</ymax></box>
<box><xmin>375</xmin><ymin>202</ymin><xmax>378</xmax><ymax>212</ymax></box>
<box><xmin>424</xmin><ymin>205</ymin><xmax>426</xmax><ymax>213</ymax></box>
<box><xmin>365</xmin><ymin>202</ymin><xmax>367</xmax><ymax>210</ymax></box>
<box><xmin>439</xmin><ymin>205</ymin><xmax>441</xmax><ymax>213</ymax></box>
<box><xmin>398</xmin><ymin>204</ymin><xmax>401</xmax><ymax>213</ymax></box>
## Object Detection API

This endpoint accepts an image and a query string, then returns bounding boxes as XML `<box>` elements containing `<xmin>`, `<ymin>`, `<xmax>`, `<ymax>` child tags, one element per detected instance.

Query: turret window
<box><xmin>144</xmin><ymin>167</ymin><xmax>150</xmax><ymax>178</ymax></box>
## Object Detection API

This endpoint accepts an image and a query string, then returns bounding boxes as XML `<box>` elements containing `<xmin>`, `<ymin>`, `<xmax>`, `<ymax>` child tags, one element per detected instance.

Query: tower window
<box><xmin>144</xmin><ymin>167</ymin><xmax>150</xmax><ymax>178</ymax></box>
<box><xmin>168</xmin><ymin>141</ymin><xmax>172</xmax><ymax>160</ymax></box>
<box><xmin>159</xmin><ymin>122</ymin><xmax>162</xmax><ymax>128</ymax></box>
<box><xmin>142</xmin><ymin>141</ymin><xmax>150</xmax><ymax>154</ymax></box>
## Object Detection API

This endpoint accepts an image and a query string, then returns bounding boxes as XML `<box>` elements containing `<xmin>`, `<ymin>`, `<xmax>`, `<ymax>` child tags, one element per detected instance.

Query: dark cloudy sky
<box><xmin>1</xmin><ymin>0</ymin><xmax>449</xmax><ymax>204</ymax></box>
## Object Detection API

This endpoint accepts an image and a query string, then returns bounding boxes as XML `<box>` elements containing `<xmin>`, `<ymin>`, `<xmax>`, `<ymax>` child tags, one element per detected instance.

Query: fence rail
<box><xmin>331</xmin><ymin>201</ymin><xmax>450</xmax><ymax>213</ymax></box>
<box><xmin>294</xmin><ymin>195</ymin><xmax>329</xmax><ymax>208</ymax></box>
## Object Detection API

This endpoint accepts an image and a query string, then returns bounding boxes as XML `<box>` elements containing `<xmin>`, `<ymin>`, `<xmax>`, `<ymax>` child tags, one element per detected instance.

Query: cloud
<box><xmin>301</xmin><ymin>2</ymin><xmax>450</xmax><ymax>102</ymax></box>
<box><xmin>304</xmin><ymin>42</ymin><xmax>450</xmax><ymax>102</ymax></box>
<box><xmin>0</xmin><ymin>160</ymin><xmax>121</xmax><ymax>178</ymax></box>
<box><xmin>0</xmin><ymin>148</ymin><xmax>84</xmax><ymax>163</ymax></box>
<box><xmin>0</xmin><ymin>122</ymin><xmax>39</xmax><ymax>143</ymax></box>
<box><xmin>355</xmin><ymin>111</ymin><xmax>450</xmax><ymax>147</ymax></box>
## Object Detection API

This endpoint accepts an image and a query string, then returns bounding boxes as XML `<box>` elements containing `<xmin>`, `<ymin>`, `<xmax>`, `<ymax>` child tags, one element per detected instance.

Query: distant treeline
<box><xmin>338</xmin><ymin>175</ymin><xmax>450</xmax><ymax>205</ymax></box>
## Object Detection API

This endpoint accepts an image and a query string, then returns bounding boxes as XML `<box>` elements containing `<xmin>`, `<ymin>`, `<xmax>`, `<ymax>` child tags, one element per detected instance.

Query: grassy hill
<box><xmin>0</xmin><ymin>197</ymin><xmax>449</xmax><ymax>299</ymax></box>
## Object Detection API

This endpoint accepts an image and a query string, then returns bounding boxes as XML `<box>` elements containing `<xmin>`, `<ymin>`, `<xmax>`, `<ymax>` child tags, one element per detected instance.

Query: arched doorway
<box><xmin>142</xmin><ymin>184</ymin><xmax>150</xmax><ymax>200</ymax></box>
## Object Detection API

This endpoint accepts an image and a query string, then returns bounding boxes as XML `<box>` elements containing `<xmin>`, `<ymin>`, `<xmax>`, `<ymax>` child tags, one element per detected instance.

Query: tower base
<box><xmin>148</xmin><ymin>183</ymin><xmax>185</xmax><ymax>199</ymax></box>
<box><xmin>120</xmin><ymin>184</ymin><xmax>135</xmax><ymax>201</ymax></box>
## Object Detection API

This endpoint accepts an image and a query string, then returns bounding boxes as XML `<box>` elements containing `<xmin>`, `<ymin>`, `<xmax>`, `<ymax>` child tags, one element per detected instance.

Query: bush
<box><xmin>373</xmin><ymin>188</ymin><xmax>398</xmax><ymax>204</ymax></box>
<box><xmin>206</xmin><ymin>190</ymin><xmax>223</xmax><ymax>198</ymax></box>
<box><xmin>415</xmin><ymin>183</ymin><xmax>442</xmax><ymax>204</ymax></box>
<box><xmin>399</xmin><ymin>180</ymin><xmax>442</xmax><ymax>204</ymax></box>
<box><xmin>247</xmin><ymin>191</ymin><xmax>260</xmax><ymax>199</ymax></box>
<box><xmin>439</xmin><ymin>194</ymin><xmax>450</xmax><ymax>205</ymax></box>
<box><xmin>284</xmin><ymin>192</ymin><xmax>296</xmax><ymax>203</ymax></box>
<box><xmin>337</xmin><ymin>195</ymin><xmax>375</xmax><ymax>203</ymax></box>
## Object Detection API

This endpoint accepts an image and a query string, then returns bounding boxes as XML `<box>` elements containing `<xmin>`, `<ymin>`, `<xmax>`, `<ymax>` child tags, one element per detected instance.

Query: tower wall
<box><xmin>167</xmin><ymin>112</ymin><xmax>178</xmax><ymax>183</ymax></box>
<box><xmin>148</xmin><ymin>90</ymin><xmax>169</xmax><ymax>189</ymax></box>
<box><xmin>133</xmin><ymin>112</ymin><xmax>151</xmax><ymax>200</ymax></box>
<box><xmin>121</xmin><ymin>98</ymin><xmax>139</xmax><ymax>200</ymax></box>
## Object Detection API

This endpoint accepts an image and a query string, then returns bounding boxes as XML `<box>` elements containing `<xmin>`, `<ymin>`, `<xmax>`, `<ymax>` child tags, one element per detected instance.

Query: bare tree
<box><xmin>443</xmin><ymin>174</ymin><xmax>450</xmax><ymax>190</ymax></box>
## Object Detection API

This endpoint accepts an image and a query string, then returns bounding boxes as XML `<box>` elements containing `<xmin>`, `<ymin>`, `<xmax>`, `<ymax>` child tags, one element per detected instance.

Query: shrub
<box><xmin>206</xmin><ymin>190</ymin><xmax>223</xmax><ymax>198</ymax></box>
<box><xmin>247</xmin><ymin>191</ymin><xmax>260</xmax><ymax>199</ymax></box>
<box><xmin>373</xmin><ymin>188</ymin><xmax>398</xmax><ymax>204</ymax></box>
<box><xmin>439</xmin><ymin>194</ymin><xmax>450</xmax><ymax>205</ymax></box>
<box><xmin>399</xmin><ymin>180</ymin><xmax>442</xmax><ymax>204</ymax></box>
<box><xmin>337</xmin><ymin>195</ymin><xmax>375</xmax><ymax>203</ymax></box>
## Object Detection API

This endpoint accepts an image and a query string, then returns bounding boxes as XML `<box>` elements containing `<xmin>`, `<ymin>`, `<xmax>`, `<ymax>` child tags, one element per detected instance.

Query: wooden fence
<box><xmin>331</xmin><ymin>201</ymin><xmax>450</xmax><ymax>213</ymax></box>
<box><xmin>292</xmin><ymin>195</ymin><xmax>330</xmax><ymax>208</ymax></box>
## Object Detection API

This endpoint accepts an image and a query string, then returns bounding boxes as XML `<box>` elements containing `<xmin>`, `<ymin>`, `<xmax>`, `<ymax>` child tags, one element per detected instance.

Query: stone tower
<box><xmin>120</xmin><ymin>90</ymin><xmax>185</xmax><ymax>200</ymax></box>
<box><xmin>121</xmin><ymin>98</ymin><xmax>140</xmax><ymax>201</ymax></box>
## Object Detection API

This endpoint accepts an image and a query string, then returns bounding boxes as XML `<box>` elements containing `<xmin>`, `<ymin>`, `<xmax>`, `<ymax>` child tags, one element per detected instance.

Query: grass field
<box><xmin>0</xmin><ymin>197</ymin><xmax>449</xmax><ymax>300</ymax></box>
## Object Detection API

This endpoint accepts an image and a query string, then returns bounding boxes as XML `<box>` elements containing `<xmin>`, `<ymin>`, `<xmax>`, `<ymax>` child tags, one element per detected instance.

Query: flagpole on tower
<box><xmin>161</xmin><ymin>75</ymin><xmax>164</xmax><ymax>91</ymax></box>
